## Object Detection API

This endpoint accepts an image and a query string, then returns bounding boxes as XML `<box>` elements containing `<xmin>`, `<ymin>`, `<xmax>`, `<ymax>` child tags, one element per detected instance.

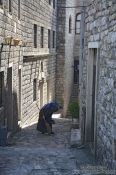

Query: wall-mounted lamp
<box><xmin>5</xmin><ymin>36</ymin><xmax>13</xmax><ymax>45</ymax></box>
<box><xmin>0</xmin><ymin>38</ymin><xmax>27</xmax><ymax>53</ymax></box>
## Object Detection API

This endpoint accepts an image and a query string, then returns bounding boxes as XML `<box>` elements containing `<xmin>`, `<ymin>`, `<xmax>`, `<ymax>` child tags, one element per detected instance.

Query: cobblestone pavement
<box><xmin>0</xmin><ymin>118</ymin><xmax>114</xmax><ymax>175</ymax></box>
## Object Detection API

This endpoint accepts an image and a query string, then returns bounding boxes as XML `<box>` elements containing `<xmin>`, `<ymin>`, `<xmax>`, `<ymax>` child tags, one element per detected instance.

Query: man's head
<box><xmin>49</xmin><ymin>102</ymin><xmax>62</xmax><ymax>112</ymax></box>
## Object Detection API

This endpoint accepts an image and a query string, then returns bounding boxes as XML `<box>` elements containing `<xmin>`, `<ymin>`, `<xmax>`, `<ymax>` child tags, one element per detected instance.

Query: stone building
<box><xmin>0</xmin><ymin>0</ymin><xmax>57</xmax><ymax>132</ymax></box>
<box><xmin>80</xmin><ymin>0</ymin><xmax>116</xmax><ymax>168</ymax></box>
<box><xmin>0</xmin><ymin>0</ymin><xmax>78</xmax><ymax>132</ymax></box>
<box><xmin>56</xmin><ymin>0</ymin><xmax>77</xmax><ymax>116</ymax></box>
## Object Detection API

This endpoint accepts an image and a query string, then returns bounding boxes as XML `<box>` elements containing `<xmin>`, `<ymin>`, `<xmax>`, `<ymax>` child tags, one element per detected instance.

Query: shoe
<box><xmin>51</xmin><ymin>132</ymin><xmax>55</xmax><ymax>135</ymax></box>
<box><xmin>41</xmin><ymin>132</ymin><xmax>45</xmax><ymax>134</ymax></box>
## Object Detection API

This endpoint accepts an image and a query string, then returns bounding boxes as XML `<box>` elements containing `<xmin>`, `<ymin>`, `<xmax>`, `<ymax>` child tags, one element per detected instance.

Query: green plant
<box><xmin>68</xmin><ymin>101</ymin><xmax>79</xmax><ymax>120</ymax></box>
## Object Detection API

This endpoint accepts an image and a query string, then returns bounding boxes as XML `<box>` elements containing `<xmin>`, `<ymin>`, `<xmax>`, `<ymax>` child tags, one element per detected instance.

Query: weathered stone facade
<box><xmin>56</xmin><ymin>0</ymin><xmax>76</xmax><ymax>116</ymax></box>
<box><xmin>80</xmin><ymin>0</ymin><xmax>116</xmax><ymax>168</ymax></box>
<box><xmin>0</xmin><ymin>0</ymin><xmax>57</xmax><ymax>131</ymax></box>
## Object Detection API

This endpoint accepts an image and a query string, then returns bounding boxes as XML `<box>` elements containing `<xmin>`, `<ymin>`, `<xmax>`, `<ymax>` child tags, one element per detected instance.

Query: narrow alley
<box><xmin>0</xmin><ymin>0</ymin><xmax>116</xmax><ymax>171</ymax></box>
<box><xmin>0</xmin><ymin>117</ymin><xmax>114</xmax><ymax>175</ymax></box>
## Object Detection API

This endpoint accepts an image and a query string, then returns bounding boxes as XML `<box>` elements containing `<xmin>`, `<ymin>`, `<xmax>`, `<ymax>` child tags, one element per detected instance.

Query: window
<box><xmin>49</xmin><ymin>0</ymin><xmax>51</xmax><ymax>5</ymax></box>
<box><xmin>53</xmin><ymin>0</ymin><xmax>55</xmax><ymax>9</ymax></box>
<box><xmin>48</xmin><ymin>29</ymin><xmax>50</xmax><ymax>48</ymax></box>
<box><xmin>69</xmin><ymin>16</ymin><xmax>72</xmax><ymax>33</ymax></box>
<box><xmin>53</xmin><ymin>31</ymin><xmax>55</xmax><ymax>48</ymax></box>
<box><xmin>0</xmin><ymin>0</ymin><xmax>3</xmax><ymax>6</ymax></box>
<box><xmin>0</xmin><ymin>72</ymin><xmax>4</xmax><ymax>107</ymax></box>
<box><xmin>18</xmin><ymin>0</ymin><xmax>20</xmax><ymax>19</ymax></box>
<box><xmin>41</xmin><ymin>27</ymin><xmax>44</xmax><ymax>48</ymax></box>
<box><xmin>9</xmin><ymin>0</ymin><xmax>12</xmax><ymax>13</ymax></box>
<box><xmin>41</xmin><ymin>62</ymin><xmax>43</xmax><ymax>72</ymax></box>
<box><xmin>33</xmin><ymin>79</ymin><xmax>37</xmax><ymax>101</ymax></box>
<box><xmin>34</xmin><ymin>24</ymin><xmax>37</xmax><ymax>48</ymax></box>
<box><xmin>75</xmin><ymin>13</ymin><xmax>81</xmax><ymax>34</ymax></box>
<box><xmin>74</xmin><ymin>60</ymin><xmax>79</xmax><ymax>84</ymax></box>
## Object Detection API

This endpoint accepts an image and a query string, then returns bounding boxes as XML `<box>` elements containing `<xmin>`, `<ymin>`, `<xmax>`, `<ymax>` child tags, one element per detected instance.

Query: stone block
<box><xmin>70</xmin><ymin>129</ymin><xmax>81</xmax><ymax>147</ymax></box>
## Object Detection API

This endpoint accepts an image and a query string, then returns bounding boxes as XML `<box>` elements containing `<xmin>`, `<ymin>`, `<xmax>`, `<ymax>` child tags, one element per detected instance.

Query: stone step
<box><xmin>71</xmin><ymin>95</ymin><xmax>78</xmax><ymax>98</ymax></box>
<box><xmin>70</xmin><ymin>96</ymin><xmax>79</xmax><ymax>100</ymax></box>
<box><xmin>70</xmin><ymin>128</ymin><xmax>81</xmax><ymax>147</ymax></box>
<box><xmin>72</xmin><ymin>91</ymin><xmax>78</xmax><ymax>95</ymax></box>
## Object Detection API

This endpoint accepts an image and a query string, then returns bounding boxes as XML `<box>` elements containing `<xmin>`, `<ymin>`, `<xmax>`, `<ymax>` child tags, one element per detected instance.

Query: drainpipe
<box><xmin>79</xmin><ymin>0</ymin><xmax>85</xmax><ymax>145</ymax></box>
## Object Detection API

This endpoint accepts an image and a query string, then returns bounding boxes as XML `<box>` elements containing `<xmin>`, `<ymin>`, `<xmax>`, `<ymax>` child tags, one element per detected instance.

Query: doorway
<box><xmin>18</xmin><ymin>69</ymin><xmax>22</xmax><ymax>121</ymax></box>
<box><xmin>74</xmin><ymin>60</ymin><xmax>79</xmax><ymax>84</ymax></box>
<box><xmin>86</xmin><ymin>48</ymin><xmax>98</xmax><ymax>147</ymax></box>
<box><xmin>7</xmin><ymin>67</ymin><xmax>13</xmax><ymax>131</ymax></box>
<box><xmin>91</xmin><ymin>49</ymin><xmax>97</xmax><ymax>143</ymax></box>
<box><xmin>39</xmin><ymin>82</ymin><xmax>43</xmax><ymax>108</ymax></box>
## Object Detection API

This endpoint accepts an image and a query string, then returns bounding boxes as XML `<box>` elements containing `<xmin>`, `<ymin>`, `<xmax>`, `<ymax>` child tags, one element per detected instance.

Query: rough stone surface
<box><xmin>0</xmin><ymin>0</ymin><xmax>57</xmax><ymax>130</ymax></box>
<box><xmin>0</xmin><ymin>118</ymin><xmax>110</xmax><ymax>175</ymax></box>
<box><xmin>56</xmin><ymin>0</ymin><xmax>77</xmax><ymax>116</ymax></box>
<box><xmin>80</xmin><ymin>0</ymin><xmax>116</xmax><ymax>169</ymax></box>
<box><xmin>70</xmin><ymin>129</ymin><xmax>81</xmax><ymax>146</ymax></box>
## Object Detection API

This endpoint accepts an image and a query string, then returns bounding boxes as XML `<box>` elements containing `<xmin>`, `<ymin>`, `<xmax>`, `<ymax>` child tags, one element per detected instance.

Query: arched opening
<box><xmin>75</xmin><ymin>13</ymin><xmax>81</xmax><ymax>34</ymax></box>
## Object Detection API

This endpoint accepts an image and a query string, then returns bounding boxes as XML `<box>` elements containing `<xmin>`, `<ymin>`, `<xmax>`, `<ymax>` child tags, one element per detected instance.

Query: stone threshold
<box><xmin>70</xmin><ymin>128</ymin><xmax>81</xmax><ymax>147</ymax></box>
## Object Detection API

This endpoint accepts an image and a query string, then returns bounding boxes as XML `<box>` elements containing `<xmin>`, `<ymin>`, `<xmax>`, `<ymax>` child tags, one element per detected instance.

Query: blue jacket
<box><xmin>42</xmin><ymin>102</ymin><xmax>58</xmax><ymax>112</ymax></box>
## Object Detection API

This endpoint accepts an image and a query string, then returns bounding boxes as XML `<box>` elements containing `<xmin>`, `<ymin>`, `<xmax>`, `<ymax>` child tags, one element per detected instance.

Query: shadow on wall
<box><xmin>1</xmin><ymin>88</ymin><xmax>19</xmax><ymax>133</ymax></box>
<box><xmin>12</xmin><ymin>91</ymin><xmax>19</xmax><ymax>132</ymax></box>
<box><xmin>0</xmin><ymin>87</ymin><xmax>20</xmax><ymax>146</ymax></box>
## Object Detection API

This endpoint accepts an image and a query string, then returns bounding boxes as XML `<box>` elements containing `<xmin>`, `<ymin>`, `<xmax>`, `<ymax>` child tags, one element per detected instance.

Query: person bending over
<box><xmin>37</xmin><ymin>102</ymin><xmax>59</xmax><ymax>135</ymax></box>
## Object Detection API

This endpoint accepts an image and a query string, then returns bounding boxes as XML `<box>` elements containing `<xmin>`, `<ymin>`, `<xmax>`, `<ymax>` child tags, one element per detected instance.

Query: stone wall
<box><xmin>22</xmin><ymin>55</ymin><xmax>56</xmax><ymax>126</ymax></box>
<box><xmin>0</xmin><ymin>0</ymin><xmax>23</xmax><ymax>131</ymax></box>
<box><xmin>56</xmin><ymin>0</ymin><xmax>66</xmax><ymax>107</ymax></box>
<box><xmin>56</xmin><ymin>0</ymin><xmax>76</xmax><ymax>116</ymax></box>
<box><xmin>81</xmin><ymin>0</ymin><xmax>116</xmax><ymax>168</ymax></box>
<box><xmin>0</xmin><ymin>0</ymin><xmax>57</xmax><ymax>131</ymax></box>
<box><xmin>74</xmin><ymin>1</ymin><xmax>81</xmax><ymax>60</ymax></box>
